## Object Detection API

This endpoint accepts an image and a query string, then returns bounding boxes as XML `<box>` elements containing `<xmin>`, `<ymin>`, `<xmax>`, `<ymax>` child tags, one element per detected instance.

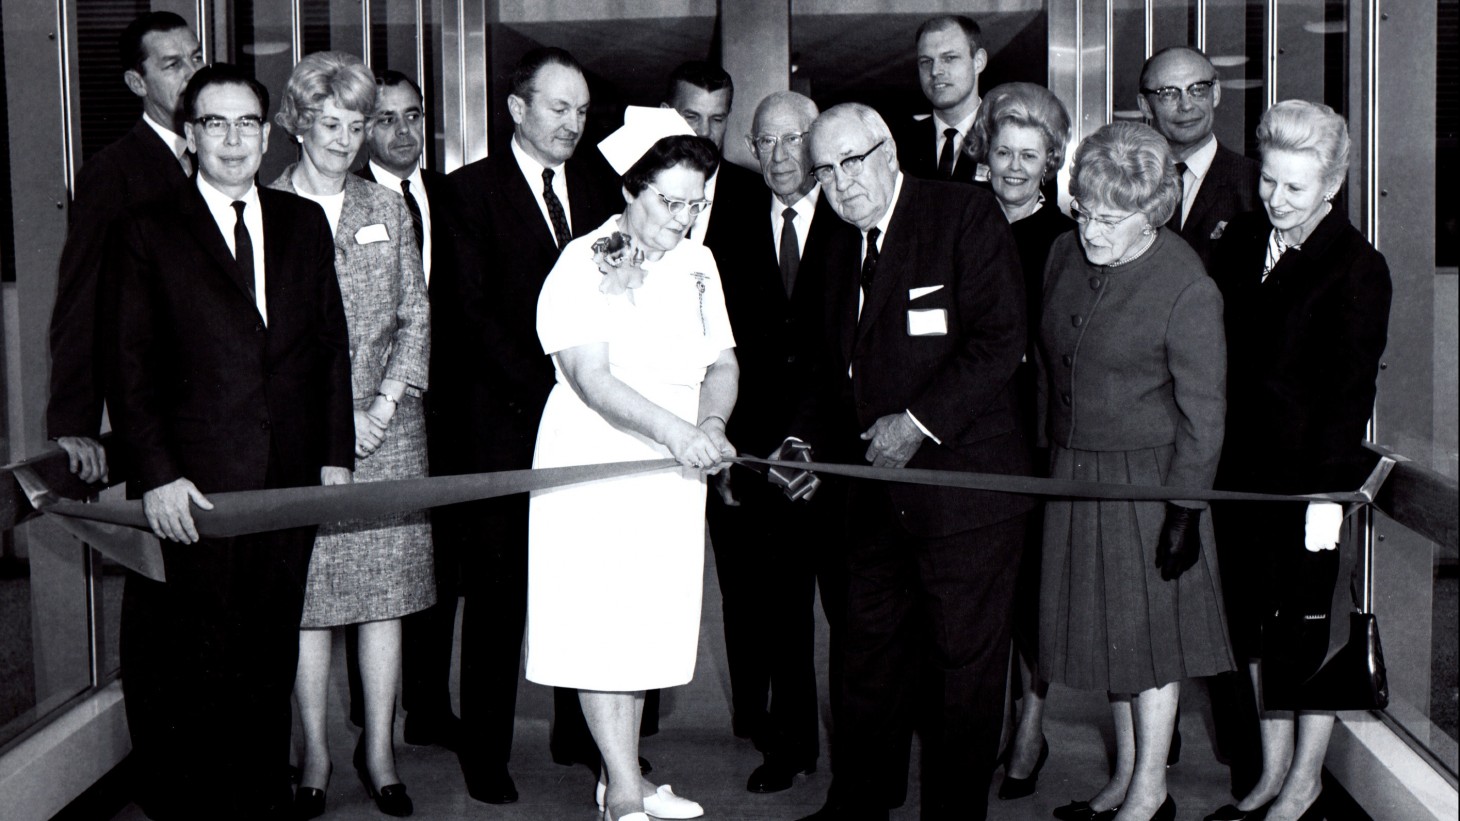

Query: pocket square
<box><xmin>909</xmin><ymin>285</ymin><xmax>944</xmax><ymax>300</ymax></box>
<box><xmin>355</xmin><ymin>223</ymin><xmax>390</xmax><ymax>244</ymax></box>
<box><xmin>1209</xmin><ymin>220</ymin><xmax>1228</xmax><ymax>241</ymax></box>
<box><xmin>907</xmin><ymin>308</ymin><xmax>948</xmax><ymax>336</ymax></box>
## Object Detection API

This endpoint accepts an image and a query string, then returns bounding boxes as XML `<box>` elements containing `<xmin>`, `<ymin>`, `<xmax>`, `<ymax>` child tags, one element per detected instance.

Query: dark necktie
<box><xmin>779</xmin><ymin>207</ymin><xmax>800</xmax><ymax>296</ymax></box>
<box><xmin>231</xmin><ymin>200</ymin><xmax>256</xmax><ymax>302</ymax></box>
<box><xmin>937</xmin><ymin>127</ymin><xmax>958</xmax><ymax>178</ymax></box>
<box><xmin>542</xmin><ymin>167</ymin><xmax>572</xmax><ymax>249</ymax></box>
<box><xmin>1168</xmin><ymin>161</ymin><xmax>1188</xmax><ymax>231</ymax></box>
<box><xmin>400</xmin><ymin>179</ymin><xmax>425</xmax><ymax>259</ymax></box>
<box><xmin>861</xmin><ymin>227</ymin><xmax>881</xmax><ymax>291</ymax></box>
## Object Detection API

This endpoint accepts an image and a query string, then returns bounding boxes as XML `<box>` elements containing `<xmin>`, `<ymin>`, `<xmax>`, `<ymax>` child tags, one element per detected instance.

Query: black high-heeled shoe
<box><xmin>1052</xmin><ymin>800</ymin><xmax>1120</xmax><ymax>821</ymax></box>
<box><xmin>1204</xmin><ymin>799</ymin><xmax>1274</xmax><ymax>820</ymax></box>
<box><xmin>353</xmin><ymin>736</ymin><xmax>414</xmax><ymax>817</ymax></box>
<box><xmin>292</xmin><ymin>786</ymin><xmax>327</xmax><ymax>821</ymax></box>
<box><xmin>1152</xmin><ymin>795</ymin><xmax>1176</xmax><ymax>821</ymax></box>
<box><xmin>997</xmin><ymin>736</ymin><xmax>1049</xmax><ymax>799</ymax></box>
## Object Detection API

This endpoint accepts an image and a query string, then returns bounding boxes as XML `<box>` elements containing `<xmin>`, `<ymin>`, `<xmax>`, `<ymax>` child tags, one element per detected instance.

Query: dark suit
<box><xmin>345</xmin><ymin>164</ymin><xmax>463</xmax><ymax>730</ymax></box>
<box><xmin>703</xmin><ymin>174</ymin><xmax>858</xmax><ymax>768</ymax></box>
<box><xmin>446</xmin><ymin>147</ymin><xmax>620</xmax><ymax>785</ymax></box>
<box><xmin>798</xmin><ymin>176</ymin><xmax>1032</xmax><ymax>820</ymax></box>
<box><xmin>894</xmin><ymin>116</ymin><xmax>980</xmax><ymax>184</ymax></box>
<box><xmin>1176</xmin><ymin>142</ymin><xmax>1260</xmax><ymax>271</ymax></box>
<box><xmin>107</xmin><ymin>184</ymin><xmax>353</xmax><ymax>820</ymax></box>
<box><xmin>49</xmin><ymin>119</ymin><xmax>190</xmax><ymax>439</ymax></box>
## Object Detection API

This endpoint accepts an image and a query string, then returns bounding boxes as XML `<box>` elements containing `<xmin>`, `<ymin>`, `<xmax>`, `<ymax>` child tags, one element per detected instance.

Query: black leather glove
<box><xmin>1155</xmin><ymin>502</ymin><xmax>1202</xmax><ymax>581</ymax></box>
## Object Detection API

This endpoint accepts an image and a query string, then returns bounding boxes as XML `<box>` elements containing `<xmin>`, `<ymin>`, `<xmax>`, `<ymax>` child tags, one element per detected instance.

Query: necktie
<box><xmin>1167</xmin><ymin>161</ymin><xmax>1188</xmax><ymax>231</ymax></box>
<box><xmin>231</xmin><ymin>200</ymin><xmax>256</xmax><ymax>301</ymax></box>
<box><xmin>779</xmin><ymin>207</ymin><xmax>800</xmax><ymax>296</ymax></box>
<box><xmin>861</xmin><ymin>227</ymin><xmax>881</xmax><ymax>291</ymax></box>
<box><xmin>400</xmin><ymin>179</ymin><xmax>425</xmax><ymax>259</ymax></box>
<box><xmin>542</xmin><ymin>167</ymin><xmax>572</xmax><ymax>249</ymax></box>
<box><xmin>937</xmin><ymin>128</ymin><xmax>958</xmax><ymax>178</ymax></box>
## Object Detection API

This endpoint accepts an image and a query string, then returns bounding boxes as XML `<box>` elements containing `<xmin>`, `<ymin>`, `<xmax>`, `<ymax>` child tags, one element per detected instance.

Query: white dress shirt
<box><xmin>683</xmin><ymin>168</ymin><xmax>720</xmax><ymax>243</ymax></box>
<box><xmin>931</xmin><ymin>106</ymin><xmax>979</xmax><ymax>167</ymax></box>
<box><xmin>369</xmin><ymin>160</ymin><xmax>434</xmax><ymax>284</ymax></box>
<box><xmin>143</xmin><ymin>111</ymin><xmax>189</xmax><ymax>172</ymax></box>
<box><xmin>196</xmin><ymin>175</ymin><xmax>267</xmax><ymax>323</ymax></box>
<box><xmin>1177</xmin><ymin>135</ymin><xmax>1219</xmax><ymax>227</ymax></box>
<box><xmin>771</xmin><ymin>185</ymin><xmax>820</xmax><ymax>264</ymax></box>
<box><xmin>512</xmin><ymin>136</ymin><xmax>572</xmax><ymax>240</ymax></box>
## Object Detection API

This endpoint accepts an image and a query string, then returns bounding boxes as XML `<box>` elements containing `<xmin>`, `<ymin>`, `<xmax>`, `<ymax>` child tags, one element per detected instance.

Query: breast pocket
<box><xmin>906</xmin><ymin>285</ymin><xmax>948</xmax><ymax>336</ymax></box>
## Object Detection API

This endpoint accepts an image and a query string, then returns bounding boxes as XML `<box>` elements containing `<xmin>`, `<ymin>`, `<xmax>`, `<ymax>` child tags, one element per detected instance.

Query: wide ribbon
<box><xmin>30</xmin><ymin>454</ymin><xmax>1393</xmax><ymax>585</ymax></box>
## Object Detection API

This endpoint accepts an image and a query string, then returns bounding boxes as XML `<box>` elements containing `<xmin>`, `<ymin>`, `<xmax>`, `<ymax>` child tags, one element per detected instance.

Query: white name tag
<box><xmin>907</xmin><ymin>308</ymin><xmax>948</xmax><ymax>336</ymax></box>
<box><xmin>355</xmin><ymin>223</ymin><xmax>390</xmax><ymax>244</ymax></box>
<box><xmin>908</xmin><ymin>285</ymin><xmax>944</xmax><ymax>300</ymax></box>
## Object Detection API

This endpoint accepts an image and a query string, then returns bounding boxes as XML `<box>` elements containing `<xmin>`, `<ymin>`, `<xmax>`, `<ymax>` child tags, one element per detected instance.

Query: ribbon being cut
<box><xmin>22</xmin><ymin>453</ymin><xmax>1393</xmax><ymax>584</ymax></box>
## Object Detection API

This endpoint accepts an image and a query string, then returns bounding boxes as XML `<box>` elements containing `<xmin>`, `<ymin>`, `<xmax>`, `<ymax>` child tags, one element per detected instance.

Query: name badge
<box><xmin>907</xmin><ymin>308</ymin><xmax>948</xmax><ymax>336</ymax></box>
<box><xmin>355</xmin><ymin>223</ymin><xmax>390</xmax><ymax>244</ymax></box>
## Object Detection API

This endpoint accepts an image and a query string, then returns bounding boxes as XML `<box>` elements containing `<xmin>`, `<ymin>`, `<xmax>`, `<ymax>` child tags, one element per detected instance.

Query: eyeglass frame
<box><xmin>810</xmin><ymin>139</ymin><xmax>887</xmax><ymax>185</ymax></box>
<box><xmin>192</xmin><ymin>115</ymin><xmax>266</xmax><ymax>138</ymax></box>
<box><xmin>644</xmin><ymin>182</ymin><xmax>712</xmax><ymax>218</ymax></box>
<box><xmin>1139</xmin><ymin>79</ymin><xmax>1218</xmax><ymax>106</ymax></box>
<box><xmin>749</xmin><ymin>131</ymin><xmax>808</xmax><ymax>156</ymax></box>
<box><xmin>1070</xmin><ymin>199</ymin><xmax>1143</xmax><ymax>232</ymax></box>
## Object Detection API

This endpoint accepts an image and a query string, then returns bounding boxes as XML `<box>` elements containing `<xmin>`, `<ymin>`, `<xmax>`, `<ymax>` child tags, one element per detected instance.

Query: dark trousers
<box><xmin>122</xmin><ymin>527</ymin><xmax>314</xmax><ymax>821</ymax></box>
<box><xmin>705</xmin><ymin>465</ymin><xmax>821</xmax><ymax>765</ymax></box>
<box><xmin>457</xmin><ymin>493</ymin><xmax>528</xmax><ymax>780</ymax></box>
<box><xmin>832</xmin><ymin>486</ymin><xmax>1024</xmax><ymax>821</ymax></box>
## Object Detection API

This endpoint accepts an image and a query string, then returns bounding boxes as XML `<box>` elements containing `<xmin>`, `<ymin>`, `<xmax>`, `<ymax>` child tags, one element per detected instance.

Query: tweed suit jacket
<box><xmin>269</xmin><ymin>168</ymin><xmax>430</xmax><ymax>401</ymax></box>
<box><xmin>1178</xmin><ymin>142</ymin><xmax>1260</xmax><ymax>271</ymax></box>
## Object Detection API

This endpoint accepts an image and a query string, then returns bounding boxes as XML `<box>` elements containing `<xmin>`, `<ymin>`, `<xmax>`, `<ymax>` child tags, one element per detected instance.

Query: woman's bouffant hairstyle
<box><xmin>1069</xmin><ymin>121</ymin><xmax>1179</xmax><ymax>227</ymax></box>
<box><xmin>965</xmin><ymin>82</ymin><xmax>1072</xmax><ymax>182</ymax></box>
<box><xmin>275</xmin><ymin>51</ymin><xmax>377</xmax><ymax>136</ymax></box>
<box><xmin>622</xmin><ymin>135</ymin><xmax>720</xmax><ymax>197</ymax></box>
<box><xmin>1257</xmin><ymin>99</ymin><xmax>1351</xmax><ymax>191</ymax></box>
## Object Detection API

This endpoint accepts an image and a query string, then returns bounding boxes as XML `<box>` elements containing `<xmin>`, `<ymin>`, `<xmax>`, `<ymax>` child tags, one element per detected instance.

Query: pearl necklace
<box><xmin>1108</xmin><ymin>230</ymin><xmax>1157</xmax><ymax>267</ymax></box>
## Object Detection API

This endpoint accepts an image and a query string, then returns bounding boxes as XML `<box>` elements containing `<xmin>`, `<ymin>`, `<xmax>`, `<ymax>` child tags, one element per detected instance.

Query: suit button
<box><xmin>1089</xmin><ymin>277</ymin><xmax>1102</xmax><ymax>290</ymax></box>
<box><xmin>1061</xmin><ymin>393</ymin><xmax>1072</xmax><ymax>406</ymax></box>
<box><xmin>1071</xmin><ymin>315</ymin><xmax>1083</xmax><ymax>327</ymax></box>
<box><xmin>1062</xmin><ymin>354</ymin><xmax>1073</xmax><ymax>366</ymax></box>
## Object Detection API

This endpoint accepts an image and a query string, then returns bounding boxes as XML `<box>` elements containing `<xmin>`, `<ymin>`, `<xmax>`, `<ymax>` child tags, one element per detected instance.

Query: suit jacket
<box><xmin>49</xmin><ymin>120</ymin><xmax>192</xmax><ymax>439</ymax></box>
<box><xmin>270</xmin><ymin>168</ymin><xmax>430</xmax><ymax>401</ymax></box>
<box><xmin>698</xmin><ymin>161</ymin><xmax>765</xmax><ymax>249</ymax></box>
<box><xmin>446</xmin><ymin>148</ymin><xmax>620</xmax><ymax>470</ymax></box>
<box><xmin>1212</xmin><ymin>208</ymin><xmax>1391</xmax><ymax>494</ymax></box>
<box><xmin>799</xmin><ymin>176</ymin><xmax>1033</xmax><ymax>536</ymax></box>
<box><xmin>1179</xmin><ymin>142</ymin><xmax>1260</xmax><ymax>271</ymax></box>
<box><xmin>895</xmin><ymin>116</ymin><xmax>980</xmax><ymax>184</ymax></box>
<box><xmin>107</xmin><ymin>184</ymin><xmax>354</xmax><ymax>496</ymax></box>
<box><xmin>706</xmin><ymin>180</ymin><xmax>860</xmax><ymax>458</ymax></box>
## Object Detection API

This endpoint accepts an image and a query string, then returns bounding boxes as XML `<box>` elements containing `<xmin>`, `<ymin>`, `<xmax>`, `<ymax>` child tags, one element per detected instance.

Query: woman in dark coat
<box><xmin>1038</xmin><ymin>122</ymin><xmax>1233</xmax><ymax>821</ymax></box>
<box><xmin>1206</xmin><ymin>100</ymin><xmax>1391</xmax><ymax>821</ymax></box>
<box><xmin>964</xmin><ymin>81</ymin><xmax>1075</xmax><ymax>801</ymax></box>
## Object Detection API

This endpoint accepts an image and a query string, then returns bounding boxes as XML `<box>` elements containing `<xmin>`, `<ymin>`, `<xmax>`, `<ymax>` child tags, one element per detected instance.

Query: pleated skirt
<box><xmin>1039</xmin><ymin>444</ymin><xmax>1235</xmax><ymax>693</ymax></box>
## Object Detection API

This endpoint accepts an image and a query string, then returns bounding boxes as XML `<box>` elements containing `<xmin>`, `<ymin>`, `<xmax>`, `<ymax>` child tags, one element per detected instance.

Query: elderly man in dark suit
<box><xmin>106</xmin><ymin>64</ymin><xmax>353</xmax><ymax>821</ymax></box>
<box><xmin>795</xmin><ymin>103</ymin><xmax>1031</xmax><ymax>821</ymax></box>
<box><xmin>446</xmin><ymin>46</ymin><xmax>620</xmax><ymax>804</ymax></box>
<box><xmin>335</xmin><ymin>68</ymin><xmax>465</xmax><ymax>753</ymax></box>
<box><xmin>703</xmin><ymin>90</ymin><xmax>859</xmax><ymax>795</ymax></box>
<box><xmin>897</xmin><ymin>15</ymin><xmax>988</xmax><ymax>184</ymax></box>
<box><xmin>1139</xmin><ymin>46</ymin><xmax>1260</xmax><ymax>270</ymax></box>
<box><xmin>48</xmin><ymin>10</ymin><xmax>202</xmax><ymax>483</ymax></box>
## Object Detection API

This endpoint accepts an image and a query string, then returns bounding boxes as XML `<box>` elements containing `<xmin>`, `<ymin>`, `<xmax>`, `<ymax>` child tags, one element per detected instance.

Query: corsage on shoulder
<box><xmin>592</xmin><ymin>231</ymin><xmax>647</xmax><ymax>299</ymax></box>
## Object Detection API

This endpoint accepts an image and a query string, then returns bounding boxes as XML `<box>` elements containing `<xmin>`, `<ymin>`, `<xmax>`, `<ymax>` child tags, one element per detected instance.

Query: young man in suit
<box><xmin>663</xmin><ymin>60</ymin><xmax>764</xmax><ymax>243</ymax></box>
<box><xmin>446</xmin><ymin>47</ymin><xmax>621</xmax><ymax>804</ymax></box>
<box><xmin>1138</xmin><ymin>46</ymin><xmax>1261</xmax><ymax>270</ymax></box>
<box><xmin>796</xmin><ymin>103</ymin><xmax>1031</xmax><ymax>821</ymax></box>
<box><xmin>47</xmin><ymin>10</ymin><xmax>202</xmax><ymax>483</ymax></box>
<box><xmin>106</xmin><ymin>64</ymin><xmax>354</xmax><ymax>820</ymax></box>
<box><xmin>341</xmin><ymin>68</ymin><xmax>465</xmax><ymax>753</ymax></box>
<box><xmin>703</xmin><ymin>91</ymin><xmax>859</xmax><ymax>795</ymax></box>
<box><xmin>897</xmin><ymin>15</ymin><xmax>988</xmax><ymax>184</ymax></box>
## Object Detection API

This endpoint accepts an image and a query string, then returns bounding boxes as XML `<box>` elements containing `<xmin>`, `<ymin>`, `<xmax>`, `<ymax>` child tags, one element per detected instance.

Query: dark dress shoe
<box><xmin>746</xmin><ymin>757</ymin><xmax>816</xmax><ymax>793</ymax></box>
<box><xmin>464</xmin><ymin>764</ymin><xmax>519</xmax><ymax>804</ymax></box>
<box><xmin>292</xmin><ymin>787</ymin><xmax>326</xmax><ymax>821</ymax></box>
<box><xmin>997</xmin><ymin>737</ymin><xmax>1049</xmax><ymax>799</ymax></box>
<box><xmin>403</xmin><ymin>711</ymin><xmax>462</xmax><ymax>751</ymax></box>
<box><xmin>1205</xmin><ymin>801</ymin><xmax>1273</xmax><ymax>821</ymax></box>
<box><xmin>1053</xmin><ymin>800</ymin><xmax>1121</xmax><ymax>821</ymax></box>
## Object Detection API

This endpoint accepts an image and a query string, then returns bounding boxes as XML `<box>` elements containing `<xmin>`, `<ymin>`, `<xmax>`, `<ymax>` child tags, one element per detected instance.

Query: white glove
<box><xmin>1304</xmin><ymin>501</ymin><xmax>1343</xmax><ymax>552</ymax></box>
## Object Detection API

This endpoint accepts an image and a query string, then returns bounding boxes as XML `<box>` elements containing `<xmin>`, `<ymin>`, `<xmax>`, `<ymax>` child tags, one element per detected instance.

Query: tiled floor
<box><xmin>110</xmin><ymin>542</ymin><xmax>1247</xmax><ymax>821</ymax></box>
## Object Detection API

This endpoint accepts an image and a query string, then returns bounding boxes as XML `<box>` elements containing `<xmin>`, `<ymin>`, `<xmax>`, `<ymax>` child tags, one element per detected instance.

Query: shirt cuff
<box><xmin>905</xmin><ymin>410</ymin><xmax>940</xmax><ymax>445</ymax></box>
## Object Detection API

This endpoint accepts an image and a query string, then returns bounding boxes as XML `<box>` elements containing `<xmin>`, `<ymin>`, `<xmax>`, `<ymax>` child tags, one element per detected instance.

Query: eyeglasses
<box><xmin>1139</xmin><ymin>80</ymin><xmax>1218</xmax><ymax>106</ymax></box>
<box><xmin>751</xmin><ymin>132</ymin><xmax>806</xmax><ymax>155</ymax></box>
<box><xmin>645</xmin><ymin>183</ymin><xmax>711</xmax><ymax>217</ymax></box>
<box><xmin>1071</xmin><ymin>200</ymin><xmax>1141</xmax><ymax>232</ymax></box>
<box><xmin>373</xmin><ymin>110</ymin><xmax>424</xmax><ymax>129</ymax></box>
<box><xmin>192</xmin><ymin>115</ymin><xmax>264</xmax><ymax>138</ymax></box>
<box><xmin>810</xmin><ymin>139</ymin><xmax>886</xmax><ymax>185</ymax></box>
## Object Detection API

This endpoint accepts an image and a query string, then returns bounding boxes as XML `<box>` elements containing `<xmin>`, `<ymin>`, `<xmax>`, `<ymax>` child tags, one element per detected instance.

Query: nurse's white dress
<box><xmin>526</xmin><ymin>216</ymin><xmax>735</xmax><ymax>691</ymax></box>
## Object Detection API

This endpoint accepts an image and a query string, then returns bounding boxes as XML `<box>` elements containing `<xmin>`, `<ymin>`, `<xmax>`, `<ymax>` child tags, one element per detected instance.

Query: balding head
<box><xmin>808</xmin><ymin>104</ymin><xmax>900</xmax><ymax>230</ymax></box>
<box><xmin>1138</xmin><ymin>47</ymin><xmax>1221</xmax><ymax>161</ymax></box>
<box><xmin>747</xmin><ymin>92</ymin><xmax>820</xmax><ymax>203</ymax></box>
